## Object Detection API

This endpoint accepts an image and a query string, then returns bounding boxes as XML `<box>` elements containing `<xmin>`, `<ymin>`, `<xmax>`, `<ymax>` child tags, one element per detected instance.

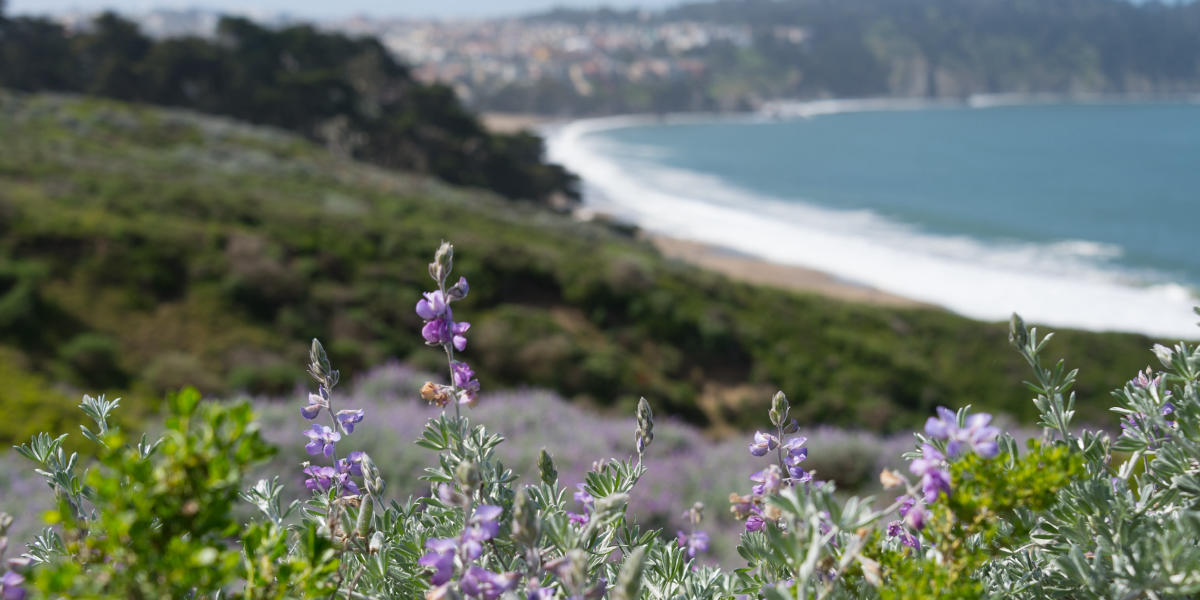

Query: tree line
<box><xmin>0</xmin><ymin>10</ymin><xmax>578</xmax><ymax>205</ymax></box>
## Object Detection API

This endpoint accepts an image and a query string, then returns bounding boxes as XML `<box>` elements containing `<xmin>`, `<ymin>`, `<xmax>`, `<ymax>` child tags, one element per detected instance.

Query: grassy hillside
<box><xmin>0</xmin><ymin>91</ymin><xmax>1174</xmax><ymax>444</ymax></box>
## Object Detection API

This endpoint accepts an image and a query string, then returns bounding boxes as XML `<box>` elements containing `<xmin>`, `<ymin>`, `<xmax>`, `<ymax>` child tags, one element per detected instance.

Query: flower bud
<box><xmin>430</xmin><ymin>242</ymin><xmax>454</xmax><ymax>284</ymax></box>
<box><xmin>612</xmin><ymin>546</ymin><xmax>647</xmax><ymax>600</ymax></box>
<box><xmin>511</xmin><ymin>488</ymin><xmax>541</xmax><ymax>547</ymax></box>
<box><xmin>1009</xmin><ymin>313</ymin><xmax>1029</xmax><ymax>349</ymax></box>
<box><xmin>592</xmin><ymin>492</ymin><xmax>629</xmax><ymax>524</ymax></box>
<box><xmin>635</xmin><ymin>397</ymin><xmax>654</xmax><ymax>456</ymax></box>
<box><xmin>0</xmin><ymin>512</ymin><xmax>13</xmax><ymax>534</ymax></box>
<box><xmin>447</xmin><ymin>276</ymin><xmax>470</xmax><ymax>301</ymax></box>
<box><xmin>355</xmin><ymin>494</ymin><xmax>374</xmax><ymax>537</ymax></box>
<box><xmin>1153</xmin><ymin>344</ymin><xmax>1175</xmax><ymax>369</ymax></box>
<box><xmin>360</xmin><ymin>454</ymin><xmax>386</xmax><ymax>497</ymax></box>
<box><xmin>308</xmin><ymin>338</ymin><xmax>338</xmax><ymax>389</ymax></box>
<box><xmin>455</xmin><ymin>461</ymin><xmax>482</xmax><ymax>493</ymax></box>
<box><xmin>538</xmin><ymin>448</ymin><xmax>558</xmax><ymax>486</ymax></box>
<box><xmin>369</xmin><ymin>530</ymin><xmax>385</xmax><ymax>554</ymax></box>
<box><xmin>769</xmin><ymin>391</ymin><xmax>790</xmax><ymax>427</ymax></box>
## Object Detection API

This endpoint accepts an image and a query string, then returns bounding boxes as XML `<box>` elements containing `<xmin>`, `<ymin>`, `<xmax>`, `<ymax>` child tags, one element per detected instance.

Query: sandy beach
<box><xmin>481</xmin><ymin>112</ymin><xmax>556</xmax><ymax>134</ymax></box>
<box><xmin>648</xmin><ymin>234</ymin><xmax>927</xmax><ymax>308</ymax></box>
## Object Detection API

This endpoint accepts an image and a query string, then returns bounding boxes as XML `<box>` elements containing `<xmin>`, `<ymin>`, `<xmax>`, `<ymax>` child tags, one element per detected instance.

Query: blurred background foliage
<box><xmin>0</xmin><ymin>10</ymin><xmax>577</xmax><ymax>204</ymax></box>
<box><xmin>0</xmin><ymin>91</ymin><xmax>1167</xmax><ymax>446</ymax></box>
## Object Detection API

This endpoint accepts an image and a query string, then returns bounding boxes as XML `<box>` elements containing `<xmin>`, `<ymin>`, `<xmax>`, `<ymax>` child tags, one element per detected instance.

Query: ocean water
<box><xmin>547</xmin><ymin>102</ymin><xmax>1200</xmax><ymax>338</ymax></box>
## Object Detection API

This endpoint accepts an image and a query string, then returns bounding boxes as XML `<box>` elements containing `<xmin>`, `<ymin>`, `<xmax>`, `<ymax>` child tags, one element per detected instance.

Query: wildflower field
<box><xmin>3</xmin><ymin>241</ymin><xmax>1199</xmax><ymax>599</ymax></box>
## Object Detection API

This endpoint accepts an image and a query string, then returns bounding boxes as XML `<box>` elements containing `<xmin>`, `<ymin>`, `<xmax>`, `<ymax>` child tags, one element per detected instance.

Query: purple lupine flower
<box><xmin>450</xmin><ymin>320</ymin><xmax>470</xmax><ymax>351</ymax></box>
<box><xmin>421</xmin><ymin>317</ymin><xmax>450</xmax><ymax>345</ymax></box>
<box><xmin>748</xmin><ymin>431</ymin><xmax>779</xmax><ymax>457</ymax></box>
<box><xmin>924</xmin><ymin>406</ymin><xmax>958</xmax><ymax>440</ymax></box>
<box><xmin>750</xmin><ymin>465</ymin><xmax>783</xmax><ymax>496</ymax></box>
<box><xmin>303</xmin><ymin>424</ymin><xmax>340</xmax><ymax>457</ymax></box>
<box><xmin>0</xmin><ymin>571</ymin><xmax>25</xmax><ymax>600</ymax></box>
<box><xmin>567</xmin><ymin>483</ymin><xmax>594</xmax><ymax>526</ymax></box>
<box><xmin>904</xmin><ymin>503</ymin><xmax>927</xmax><ymax>531</ymax></box>
<box><xmin>958</xmin><ymin>412</ymin><xmax>1001</xmax><ymax>459</ymax></box>
<box><xmin>465</xmin><ymin>505</ymin><xmax>503</xmax><ymax>543</ymax></box>
<box><xmin>1132</xmin><ymin>367</ymin><xmax>1162</xmax><ymax>389</ymax></box>
<box><xmin>461</xmin><ymin>566</ymin><xmax>517</xmax><ymax>600</ymax></box>
<box><xmin>336</xmin><ymin>409</ymin><xmax>365</xmax><ymax>434</ymax></box>
<box><xmin>573</xmin><ymin>483</ymin><xmax>594</xmax><ymax>510</ymax></box>
<box><xmin>897</xmin><ymin>495</ymin><xmax>915</xmax><ymax>518</ymax></box>
<box><xmin>782</xmin><ymin>438</ymin><xmax>812</xmax><ymax>481</ymax></box>
<box><xmin>304</xmin><ymin>465</ymin><xmax>359</xmax><ymax>496</ymax></box>
<box><xmin>927</xmin><ymin>406</ymin><xmax>1001</xmax><ymax>458</ymax></box>
<box><xmin>745</xmin><ymin>513</ymin><xmax>766</xmax><ymax>532</ymax></box>
<box><xmin>448</xmin><ymin>276</ymin><xmax>470</xmax><ymax>300</ymax></box>
<box><xmin>910</xmin><ymin>445</ymin><xmax>951</xmax><ymax>503</ymax></box>
<box><xmin>337</xmin><ymin>451</ymin><xmax>365</xmax><ymax>477</ymax></box>
<box><xmin>303</xmin><ymin>465</ymin><xmax>337</xmax><ymax>492</ymax></box>
<box><xmin>782</xmin><ymin>437</ymin><xmax>808</xmax><ymax>464</ymax></box>
<box><xmin>899</xmin><ymin>533</ymin><xmax>921</xmax><ymax>550</ymax></box>
<box><xmin>301</xmin><ymin>392</ymin><xmax>325</xmax><ymax>420</ymax></box>
<box><xmin>676</xmin><ymin>530</ymin><xmax>710</xmax><ymax>558</ymax></box>
<box><xmin>421</xmin><ymin>317</ymin><xmax>471</xmax><ymax>350</ymax></box>
<box><xmin>416</xmin><ymin>290</ymin><xmax>449</xmax><ymax>320</ymax></box>
<box><xmin>452</xmin><ymin>361</ymin><xmax>481</xmax><ymax>405</ymax></box>
<box><xmin>418</xmin><ymin>538</ymin><xmax>458</xmax><ymax>585</ymax></box>
<box><xmin>886</xmin><ymin>520</ymin><xmax>903</xmax><ymax>538</ymax></box>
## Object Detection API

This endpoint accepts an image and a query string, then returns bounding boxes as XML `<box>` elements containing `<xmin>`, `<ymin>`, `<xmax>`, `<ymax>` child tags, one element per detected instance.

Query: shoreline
<box><xmin>647</xmin><ymin>234</ymin><xmax>928</xmax><ymax>308</ymax></box>
<box><xmin>543</xmin><ymin>96</ymin><xmax>1200</xmax><ymax>339</ymax></box>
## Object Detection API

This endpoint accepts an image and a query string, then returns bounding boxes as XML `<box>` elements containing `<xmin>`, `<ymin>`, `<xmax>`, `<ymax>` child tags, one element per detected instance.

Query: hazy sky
<box><xmin>8</xmin><ymin>0</ymin><xmax>682</xmax><ymax>19</ymax></box>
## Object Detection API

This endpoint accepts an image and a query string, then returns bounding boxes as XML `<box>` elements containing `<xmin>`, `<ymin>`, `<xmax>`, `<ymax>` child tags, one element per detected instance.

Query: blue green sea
<box><xmin>548</xmin><ymin>101</ymin><xmax>1200</xmax><ymax>338</ymax></box>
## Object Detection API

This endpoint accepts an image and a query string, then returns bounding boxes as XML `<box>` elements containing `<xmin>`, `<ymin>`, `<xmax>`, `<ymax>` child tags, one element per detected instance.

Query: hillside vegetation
<box><xmin>0</xmin><ymin>11</ymin><xmax>575</xmax><ymax>204</ymax></box>
<box><xmin>0</xmin><ymin>91</ymin><xmax>1170</xmax><ymax>444</ymax></box>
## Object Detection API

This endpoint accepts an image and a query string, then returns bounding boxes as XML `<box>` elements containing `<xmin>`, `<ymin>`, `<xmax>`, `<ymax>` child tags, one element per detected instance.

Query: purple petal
<box><xmin>924</xmin><ymin>416</ymin><xmax>950</xmax><ymax>439</ymax></box>
<box><xmin>416</xmin><ymin>299</ymin><xmax>437</xmax><ymax>320</ymax></box>
<box><xmin>473</xmin><ymin>504</ymin><xmax>503</xmax><ymax>522</ymax></box>
<box><xmin>975</xmin><ymin>441</ymin><xmax>999</xmax><ymax>459</ymax></box>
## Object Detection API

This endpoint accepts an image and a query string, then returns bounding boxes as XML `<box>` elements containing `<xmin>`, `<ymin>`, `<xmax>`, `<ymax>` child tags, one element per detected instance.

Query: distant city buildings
<box><xmin>331</xmin><ymin>17</ymin><xmax>764</xmax><ymax>105</ymax></box>
<box><xmin>43</xmin><ymin>8</ymin><xmax>802</xmax><ymax>111</ymax></box>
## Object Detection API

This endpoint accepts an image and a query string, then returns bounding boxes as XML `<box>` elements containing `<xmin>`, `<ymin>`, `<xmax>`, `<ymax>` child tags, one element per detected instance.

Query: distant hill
<box><xmin>486</xmin><ymin>0</ymin><xmax>1200</xmax><ymax>114</ymax></box>
<box><xmin>0</xmin><ymin>11</ymin><xmax>577</xmax><ymax>205</ymax></box>
<box><xmin>0</xmin><ymin>91</ymin><xmax>1165</xmax><ymax>445</ymax></box>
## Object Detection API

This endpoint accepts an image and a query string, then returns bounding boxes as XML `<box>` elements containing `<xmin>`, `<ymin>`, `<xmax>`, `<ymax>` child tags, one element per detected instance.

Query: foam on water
<box><xmin>546</xmin><ymin>109</ymin><xmax>1200</xmax><ymax>339</ymax></box>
